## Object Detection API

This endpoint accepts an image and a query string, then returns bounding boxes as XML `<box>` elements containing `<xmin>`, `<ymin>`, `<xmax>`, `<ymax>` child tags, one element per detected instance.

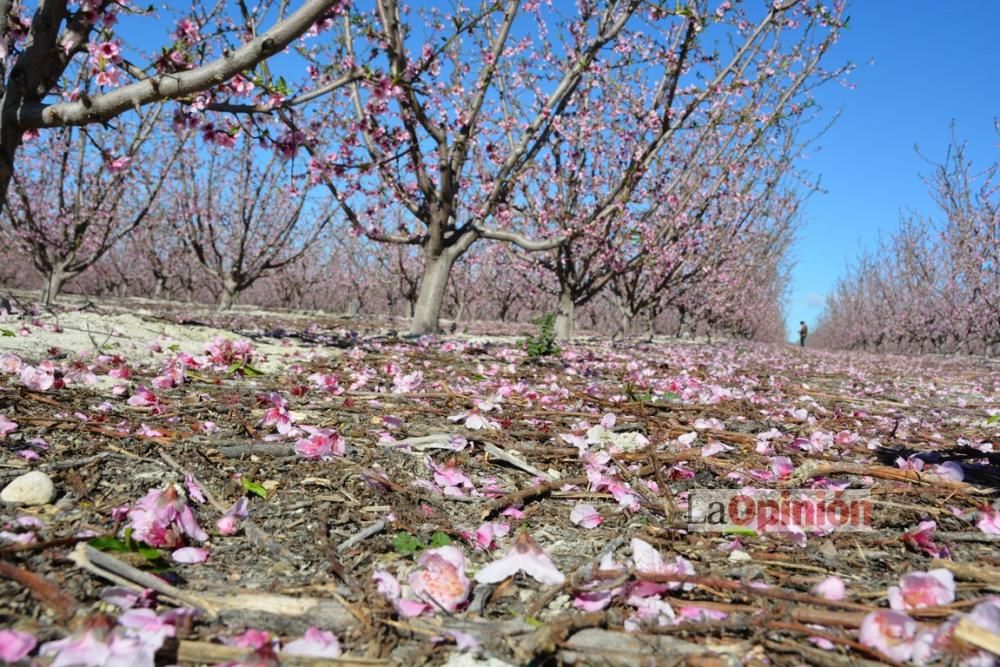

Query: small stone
<box><xmin>727</xmin><ymin>549</ymin><xmax>752</xmax><ymax>563</ymax></box>
<box><xmin>1</xmin><ymin>471</ymin><xmax>56</xmax><ymax>506</ymax></box>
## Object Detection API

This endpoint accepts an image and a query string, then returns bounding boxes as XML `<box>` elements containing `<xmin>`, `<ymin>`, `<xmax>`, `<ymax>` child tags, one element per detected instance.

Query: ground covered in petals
<box><xmin>1</xmin><ymin>299</ymin><xmax>999</xmax><ymax>666</ymax></box>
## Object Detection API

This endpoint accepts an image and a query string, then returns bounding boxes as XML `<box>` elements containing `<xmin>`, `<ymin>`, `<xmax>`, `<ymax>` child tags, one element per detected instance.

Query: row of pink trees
<box><xmin>0</xmin><ymin>0</ymin><xmax>849</xmax><ymax>342</ymax></box>
<box><xmin>811</xmin><ymin>136</ymin><xmax>999</xmax><ymax>356</ymax></box>
<box><xmin>300</xmin><ymin>0</ymin><xmax>847</xmax><ymax>335</ymax></box>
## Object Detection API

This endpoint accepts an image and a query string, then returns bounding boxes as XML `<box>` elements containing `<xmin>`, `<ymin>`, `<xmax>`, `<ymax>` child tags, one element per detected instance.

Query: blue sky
<box><xmin>786</xmin><ymin>0</ymin><xmax>1000</xmax><ymax>340</ymax></box>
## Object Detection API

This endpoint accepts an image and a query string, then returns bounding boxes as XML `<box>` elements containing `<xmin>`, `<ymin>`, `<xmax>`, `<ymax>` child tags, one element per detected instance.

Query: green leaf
<box><xmin>227</xmin><ymin>362</ymin><xmax>265</xmax><ymax>377</ymax></box>
<box><xmin>137</xmin><ymin>547</ymin><xmax>164</xmax><ymax>561</ymax></box>
<box><xmin>428</xmin><ymin>532</ymin><xmax>452</xmax><ymax>548</ymax></box>
<box><xmin>722</xmin><ymin>526</ymin><xmax>758</xmax><ymax>537</ymax></box>
<box><xmin>167</xmin><ymin>343</ymin><xmax>181</xmax><ymax>352</ymax></box>
<box><xmin>88</xmin><ymin>536</ymin><xmax>129</xmax><ymax>552</ymax></box>
<box><xmin>241</xmin><ymin>478</ymin><xmax>269</xmax><ymax>499</ymax></box>
<box><xmin>0</xmin><ymin>328</ymin><xmax>14</xmax><ymax>337</ymax></box>
<box><xmin>523</xmin><ymin>615</ymin><xmax>544</xmax><ymax>628</ymax></box>
<box><xmin>393</xmin><ymin>532</ymin><xmax>423</xmax><ymax>555</ymax></box>
<box><xmin>660</xmin><ymin>391</ymin><xmax>681</xmax><ymax>402</ymax></box>
<box><xmin>987</xmin><ymin>414</ymin><xmax>1000</xmax><ymax>426</ymax></box>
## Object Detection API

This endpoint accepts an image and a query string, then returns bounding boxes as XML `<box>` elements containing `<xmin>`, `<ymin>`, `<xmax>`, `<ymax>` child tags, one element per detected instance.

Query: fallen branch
<box><xmin>0</xmin><ymin>560</ymin><xmax>79</xmax><ymax>621</ymax></box>
<box><xmin>787</xmin><ymin>461</ymin><xmax>993</xmax><ymax>494</ymax></box>
<box><xmin>483</xmin><ymin>442</ymin><xmax>554</xmax><ymax>480</ymax></box>
<box><xmin>70</xmin><ymin>544</ymin><xmax>355</xmax><ymax>634</ymax></box>
<box><xmin>172</xmin><ymin>640</ymin><xmax>388</xmax><ymax>666</ymax></box>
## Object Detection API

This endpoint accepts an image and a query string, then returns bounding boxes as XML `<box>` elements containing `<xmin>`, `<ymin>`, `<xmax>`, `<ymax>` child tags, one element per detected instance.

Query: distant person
<box><xmin>799</xmin><ymin>321</ymin><xmax>808</xmax><ymax>347</ymax></box>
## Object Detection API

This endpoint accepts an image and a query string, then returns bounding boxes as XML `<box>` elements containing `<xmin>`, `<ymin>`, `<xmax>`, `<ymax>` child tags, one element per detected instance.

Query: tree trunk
<box><xmin>645</xmin><ymin>310</ymin><xmax>658</xmax><ymax>341</ymax></box>
<box><xmin>554</xmin><ymin>285</ymin><xmax>575</xmax><ymax>340</ymax></box>
<box><xmin>41</xmin><ymin>268</ymin><xmax>68</xmax><ymax>306</ymax></box>
<box><xmin>410</xmin><ymin>252</ymin><xmax>456</xmax><ymax>335</ymax></box>
<box><xmin>218</xmin><ymin>277</ymin><xmax>238</xmax><ymax>310</ymax></box>
<box><xmin>153</xmin><ymin>275</ymin><xmax>167</xmax><ymax>299</ymax></box>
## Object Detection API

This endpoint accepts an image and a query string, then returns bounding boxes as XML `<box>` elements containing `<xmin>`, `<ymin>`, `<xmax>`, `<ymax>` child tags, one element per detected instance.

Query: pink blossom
<box><xmin>968</xmin><ymin>598</ymin><xmax>1000</xmax><ymax>634</ymax></box>
<box><xmin>294</xmin><ymin>427</ymin><xmax>346</xmax><ymax>460</ymax></box>
<box><xmin>474</xmin><ymin>532</ymin><xmax>565</xmax><ymax>586</ymax></box>
<box><xmin>392</xmin><ymin>371</ymin><xmax>423</xmax><ymax>393</ymax></box>
<box><xmin>858</xmin><ymin>610</ymin><xmax>916</xmax><ymax>661</ymax></box>
<box><xmin>105</xmin><ymin>155</ymin><xmax>131</xmax><ymax>172</ymax></box>
<box><xmin>228</xmin><ymin>74</ymin><xmax>255</xmax><ymax>95</ymax></box>
<box><xmin>472</xmin><ymin>522</ymin><xmax>510</xmax><ymax>550</ymax></box>
<box><xmin>372</xmin><ymin>569</ymin><xmax>432</xmax><ymax>617</ymax></box>
<box><xmin>570</xmin><ymin>503</ymin><xmax>603</xmax><ymax>529</ymax></box>
<box><xmin>174</xmin><ymin>17</ymin><xmax>200</xmax><ymax>43</ymax></box>
<box><xmin>94</xmin><ymin>41</ymin><xmax>119</xmax><ymax>60</ymax></box>
<box><xmin>977</xmin><ymin>508</ymin><xmax>1000</xmax><ymax>535</ymax></box>
<box><xmin>448</xmin><ymin>410</ymin><xmax>496</xmax><ymax>430</ymax></box>
<box><xmin>0</xmin><ymin>628</ymin><xmax>36</xmax><ymax>662</ymax></box>
<box><xmin>184</xmin><ymin>474</ymin><xmax>206</xmax><ymax>504</ymax></box>
<box><xmin>39</xmin><ymin>629</ymin><xmax>113</xmax><ymax>667</ymax></box>
<box><xmin>0</xmin><ymin>353</ymin><xmax>24</xmax><ymax>374</ymax></box>
<box><xmin>94</xmin><ymin>68</ymin><xmax>121</xmax><ymax>86</ymax></box>
<box><xmin>0</xmin><ymin>414</ymin><xmax>16</xmax><ymax>439</ymax></box>
<box><xmin>902</xmin><ymin>520</ymin><xmax>950</xmax><ymax>558</ymax></box>
<box><xmin>630</xmin><ymin>538</ymin><xmax>695</xmax><ymax>596</ymax></box>
<box><xmin>20</xmin><ymin>365</ymin><xmax>54</xmax><ymax>391</ymax></box>
<box><xmin>137</xmin><ymin>423</ymin><xmax>163</xmax><ymax>438</ymax></box>
<box><xmin>127</xmin><ymin>484</ymin><xmax>208</xmax><ymax>548</ymax></box>
<box><xmin>888</xmin><ymin>569</ymin><xmax>955</xmax><ymax>610</ymax></box>
<box><xmin>371</xmin><ymin>76</ymin><xmax>402</xmax><ymax>100</ymax></box>
<box><xmin>116</xmin><ymin>608</ymin><xmax>177</xmax><ymax>645</ymax></box>
<box><xmin>283</xmin><ymin>628</ymin><xmax>341</xmax><ymax>659</ymax></box>
<box><xmin>701</xmin><ymin>441</ymin><xmax>732</xmax><ymax>457</ymax></box>
<box><xmin>409</xmin><ymin>545</ymin><xmax>471</xmax><ymax>612</ymax></box>
<box><xmin>152</xmin><ymin>362</ymin><xmax>183</xmax><ymax>389</ymax></box>
<box><xmin>127</xmin><ymin>386</ymin><xmax>159</xmax><ymax>407</ymax></box>
<box><xmin>424</xmin><ymin>456</ymin><xmax>475</xmax><ymax>495</ymax></box>
<box><xmin>308</xmin><ymin>372</ymin><xmax>343</xmax><ymax>394</ymax></box>
<box><xmin>812</xmin><ymin>575</ymin><xmax>846</xmax><ymax>601</ymax></box>
<box><xmin>770</xmin><ymin>456</ymin><xmax>794</xmax><ymax>478</ymax></box>
<box><xmin>221</xmin><ymin>629</ymin><xmax>272</xmax><ymax>650</ymax></box>
<box><xmin>216</xmin><ymin>498</ymin><xmax>250</xmax><ymax>536</ymax></box>
<box><xmin>624</xmin><ymin>596</ymin><xmax>677</xmax><ymax>632</ymax></box>
<box><xmin>259</xmin><ymin>392</ymin><xmax>293</xmax><ymax>434</ymax></box>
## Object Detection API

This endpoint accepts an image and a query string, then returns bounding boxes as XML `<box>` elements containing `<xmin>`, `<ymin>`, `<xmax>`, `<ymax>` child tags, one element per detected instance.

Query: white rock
<box><xmin>1</xmin><ymin>471</ymin><xmax>56</xmax><ymax>505</ymax></box>
<box><xmin>727</xmin><ymin>549</ymin><xmax>752</xmax><ymax>563</ymax></box>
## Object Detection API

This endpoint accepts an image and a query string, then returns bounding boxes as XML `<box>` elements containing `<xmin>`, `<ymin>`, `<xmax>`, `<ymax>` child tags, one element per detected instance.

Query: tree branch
<box><xmin>16</xmin><ymin>0</ymin><xmax>340</xmax><ymax>128</ymax></box>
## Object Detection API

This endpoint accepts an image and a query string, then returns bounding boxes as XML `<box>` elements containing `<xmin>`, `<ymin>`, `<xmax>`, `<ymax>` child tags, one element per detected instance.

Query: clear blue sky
<box><xmin>787</xmin><ymin>0</ymin><xmax>1000</xmax><ymax>340</ymax></box>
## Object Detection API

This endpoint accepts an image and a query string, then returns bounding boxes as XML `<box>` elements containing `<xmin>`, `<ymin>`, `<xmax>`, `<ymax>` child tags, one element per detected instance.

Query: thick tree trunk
<box><xmin>218</xmin><ymin>277</ymin><xmax>238</xmax><ymax>310</ymax></box>
<box><xmin>554</xmin><ymin>286</ymin><xmax>575</xmax><ymax>340</ymax></box>
<box><xmin>410</xmin><ymin>252</ymin><xmax>456</xmax><ymax>335</ymax></box>
<box><xmin>674</xmin><ymin>308</ymin><xmax>687</xmax><ymax>338</ymax></box>
<box><xmin>153</xmin><ymin>275</ymin><xmax>168</xmax><ymax>299</ymax></box>
<box><xmin>645</xmin><ymin>310</ymin><xmax>658</xmax><ymax>341</ymax></box>
<box><xmin>40</xmin><ymin>268</ymin><xmax>68</xmax><ymax>306</ymax></box>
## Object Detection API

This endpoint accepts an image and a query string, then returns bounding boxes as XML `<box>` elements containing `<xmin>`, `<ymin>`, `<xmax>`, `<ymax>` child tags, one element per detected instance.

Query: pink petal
<box><xmin>813</xmin><ymin>575</ymin><xmax>846</xmax><ymax>601</ymax></box>
<box><xmin>570</xmin><ymin>503</ymin><xmax>603</xmax><ymax>529</ymax></box>
<box><xmin>282</xmin><ymin>627</ymin><xmax>341</xmax><ymax>658</ymax></box>
<box><xmin>0</xmin><ymin>629</ymin><xmax>37</xmax><ymax>662</ymax></box>
<box><xmin>172</xmin><ymin>547</ymin><xmax>209</xmax><ymax>563</ymax></box>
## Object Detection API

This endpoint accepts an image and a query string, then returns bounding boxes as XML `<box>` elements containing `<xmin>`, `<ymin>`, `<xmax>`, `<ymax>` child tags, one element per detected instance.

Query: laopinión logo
<box><xmin>686</xmin><ymin>489</ymin><xmax>874</xmax><ymax>533</ymax></box>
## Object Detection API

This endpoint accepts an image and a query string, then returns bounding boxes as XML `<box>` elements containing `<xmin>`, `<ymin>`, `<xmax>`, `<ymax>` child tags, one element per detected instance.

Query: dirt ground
<box><xmin>1</xmin><ymin>294</ymin><xmax>998</xmax><ymax>666</ymax></box>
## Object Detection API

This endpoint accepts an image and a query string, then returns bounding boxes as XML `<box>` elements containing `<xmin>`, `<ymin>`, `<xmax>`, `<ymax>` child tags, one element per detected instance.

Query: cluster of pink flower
<box><xmin>0</xmin><ymin>618</ymin><xmax>341</xmax><ymax>665</ymax></box>
<box><xmin>858</xmin><ymin>569</ymin><xmax>1000</xmax><ymax>664</ymax></box>
<box><xmin>374</xmin><ymin>532</ymin><xmax>564</xmax><ymax>620</ymax></box>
